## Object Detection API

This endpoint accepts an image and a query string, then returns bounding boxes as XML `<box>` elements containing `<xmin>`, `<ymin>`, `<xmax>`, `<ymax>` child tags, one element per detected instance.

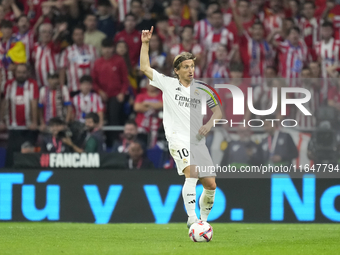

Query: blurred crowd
<box><xmin>0</xmin><ymin>0</ymin><xmax>340</xmax><ymax>168</ymax></box>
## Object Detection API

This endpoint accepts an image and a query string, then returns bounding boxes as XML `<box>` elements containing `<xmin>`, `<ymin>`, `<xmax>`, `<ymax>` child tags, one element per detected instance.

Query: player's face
<box><xmin>303</xmin><ymin>3</ymin><xmax>315</xmax><ymax>19</ymax></box>
<box><xmin>251</xmin><ymin>24</ymin><xmax>264</xmax><ymax>41</ymax></box>
<box><xmin>48</xmin><ymin>78</ymin><xmax>59</xmax><ymax>90</ymax></box>
<box><xmin>80</xmin><ymin>81</ymin><xmax>92</xmax><ymax>95</ymax></box>
<box><xmin>72</xmin><ymin>29</ymin><xmax>84</xmax><ymax>45</ymax></box>
<box><xmin>321</xmin><ymin>26</ymin><xmax>333</xmax><ymax>40</ymax></box>
<box><xmin>176</xmin><ymin>60</ymin><xmax>195</xmax><ymax>81</ymax></box>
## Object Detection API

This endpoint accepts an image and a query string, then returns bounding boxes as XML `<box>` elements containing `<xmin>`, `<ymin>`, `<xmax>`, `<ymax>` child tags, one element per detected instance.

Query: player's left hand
<box><xmin>198</xmin><ymin>124</ymin><xmax>212</xmax><ymax>137</ymax></box>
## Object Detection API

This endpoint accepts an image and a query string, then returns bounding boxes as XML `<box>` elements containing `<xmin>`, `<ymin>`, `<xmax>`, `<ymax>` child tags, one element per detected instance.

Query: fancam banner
<box><xmin>0</xmin><ymin>169</ymin><xmax>340</xmax><ymax>223</ymax></box>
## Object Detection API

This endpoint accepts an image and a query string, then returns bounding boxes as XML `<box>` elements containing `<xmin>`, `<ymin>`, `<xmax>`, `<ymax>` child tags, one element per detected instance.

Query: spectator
<box><xmin>315</xmin><ymin>22</ymin><xmax>339</xmax><ymax>79</ymax></box>
<box><xmin>148</xmin><ymin>34</ymin><xmax>167</xmax><ymax>72</ymax></box>
<box><xmin>142</xmin><ymin>0</ymin><xmax>164</xmax><ymax>22</ymax></box>
<box><xmin>72</xmin><ymin>75</ymin><xmax>104</xmax><ymax>126</ymax></box>
<box><xmin>326</xmin><ymin>65</ymin><xmax>340</xmax><ymax>112</ymax></box>
<box><xmin>193</xmin><ymin>1</ymin><xmax>218</xmax><ymax>44</ymax></box>
<box><xmin>127</xmin><ymin>141</ymin><xmax>154</xmax><ymax>169</ymax></box>
<box><xmin>14</xmin><ymin>15</ymin><xmax>34</xmax><ymax>63</ymax></box>
<box><xmin>112</xmin><ymin>120</ymin><xmax>138</xmax><ymax>153</ymax></box>
<box><xmin>271</xmin><ymin>26</ymin><xmax>308</xmax><ymax>87</ymax></box>
<box><xmin>130</xmin><ymin>0</ymin><xmax>154</xmax><ymax>31</ymax></box>
<box><xmin>259</xmin><ymin>114</ymin><xmax>299</xmax><ymax>166</ymax></box>
<box><xmin>264</xmin><ymin>0</ymin><xmax>284</xmax><ymax>35</ymax></box>
<box><xmin>114</xmin><ymin>13</ymin><xmax>142</xmax><ymax>67</ymax></box>
<box><xmin>0</xmin><ymin>63</ymin><xmax>39</xmax><ymax>167</ymax></box>
<box><xmin>157</xmin><ymin>16</ymin><xmax>180</xmax><ymax>49</ymax></box>
<box><xmin>32</xmin><ymin>23</ymin><xmax>62</xmax><ymax>88</ymax></box>
<box><xmin>62</xmin><ymin>112</ymin><xmax>105</xmax><ymax>153</ymax></box>
<box><xmin>38</xmin><ymin>73</ymin><xmax>72</xmax><ymax>131</ymax></box>
<box><xmin>204</xmin><ymin>10</ymin><xmax>234</xmax><ymax>65</ymax></box>
<box><xmin>231</xmin><ymin>3</ymin><xmax>275</xmax><ymax>86</ymax></box>
<box><xmin>204</xmin><ymin>44</ymin><xmax>230</xmax><ymax>78</ymax></box>
<box><xmin>21</xmin><ymin>141</ymin><xmax>35</xmax><ymax>153</ymax></box>
<box><xmin>39</xmin><ymin>117</ymin><xmax>72</xmax><ymax>153</ymax></box>
<box><xmin>221</xmin><ymin>126</ymin><xmax>261</xmax><ymax>167</ymax></box>
<box><xmin>115</xmin><ymin>40</ymin><xmax>138</xmax><ymax>92</ymax></box>
<box><xmin>97</xmin><ymin>0</ymin><xmax>116</xmax><ymax>40</ymax></box>
<box><xmin>0</xmin><ymin>20</ymin><xmax>18</xmax><ymax>91</ymax></box>
<box><xmin>92</xmin><ymin>38</ymin><xmax>130</xmax><ymax>146</ymax></box>
<box><xmin>60</xmin><ymin>24</ymin><xmax>97</xmax><ymax>93</ymax></box>
<box><xmin>134</xmin><ymin>82</ymin><xmax>163</xmax><ymax>147</ymax></box>
<box><xmin>167</xmin><ymin>0</ymin><xmax>192</xmax><ymax>35</ymax></box>
<box><xmin>84</xmin><ymin>13</ymin><xmax>107</xmax><ymax>55</ymax></box>
<box><xmin>170</xmin><ymin>25</ymin><xmax>203</xmax><ymax>76</ymax></box>
<box><xmin>1</xmin><ymin>0</ymin><xmax>21</xmax><ymax>23</ymax></box>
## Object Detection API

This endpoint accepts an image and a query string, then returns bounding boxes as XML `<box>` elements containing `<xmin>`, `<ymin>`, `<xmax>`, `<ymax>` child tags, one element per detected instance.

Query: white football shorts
<box><xmin>168</xmin><ymin>141</ymin><xmax>216</xmax><ymax>178</ymax></box>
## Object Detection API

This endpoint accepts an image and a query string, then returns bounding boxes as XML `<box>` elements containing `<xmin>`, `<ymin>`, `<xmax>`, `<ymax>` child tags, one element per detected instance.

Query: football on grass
<box><xmin>188</xmin><ymin>221</ymin><xmax>213</xmax><ymax>242</ymax></box>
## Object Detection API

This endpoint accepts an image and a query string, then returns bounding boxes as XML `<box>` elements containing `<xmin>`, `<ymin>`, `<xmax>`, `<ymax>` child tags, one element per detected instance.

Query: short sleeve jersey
<box><xmin>149</xmin><ymin>69</ymin><xmax>217</xmax><ymax>145</ymax></box>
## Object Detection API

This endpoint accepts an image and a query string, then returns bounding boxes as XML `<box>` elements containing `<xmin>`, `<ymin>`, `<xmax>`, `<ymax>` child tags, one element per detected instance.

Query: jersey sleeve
<box><xmin>206</xmin><ymin>88</ymin><xmax>219</xmax><ymax>109</ymax></box>
<box><xmin>149</xmin><ymin>69</ymin><xmax>169</xmax><ymax>91</ymax></box>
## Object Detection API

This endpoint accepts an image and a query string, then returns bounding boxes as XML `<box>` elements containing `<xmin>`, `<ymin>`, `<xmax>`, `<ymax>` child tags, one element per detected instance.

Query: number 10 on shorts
<box><xmin>177</xmin><ymin>148</ymin><xmax>189</xmax><ymax>159</ymax></box>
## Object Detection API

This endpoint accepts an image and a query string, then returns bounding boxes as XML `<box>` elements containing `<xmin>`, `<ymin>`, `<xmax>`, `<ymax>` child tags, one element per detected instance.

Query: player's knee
<box><xmin>204</xmin><ymin>181</ymin><xmax>216</xmax><ymax>190</ymax></box>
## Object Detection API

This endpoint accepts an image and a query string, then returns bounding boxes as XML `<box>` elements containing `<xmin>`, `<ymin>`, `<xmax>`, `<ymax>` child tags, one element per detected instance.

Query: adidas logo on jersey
<box><xmin>176</xmin><ymin>87</ymin><xmax>181</xmax><ymax>92</ymax></box>
<box><xmin>188</xmin><ymin>199</ymin><xmax>196</xmax><ymax>204</ymax></box>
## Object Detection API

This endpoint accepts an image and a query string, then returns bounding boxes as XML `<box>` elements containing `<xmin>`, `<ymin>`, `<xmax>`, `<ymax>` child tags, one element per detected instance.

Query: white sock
<box><xmin>182</xmin><ymin>178</ymin><xmax>198</xmax><ymax>219</ymax></box>
<box><xmin>199</xmin><ymin>188</ymin><xmax>216</xmax><ymax>222</ymax></box>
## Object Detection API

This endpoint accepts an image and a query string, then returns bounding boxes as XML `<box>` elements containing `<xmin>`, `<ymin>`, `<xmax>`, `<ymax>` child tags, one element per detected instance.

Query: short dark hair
<box><xmin>85</xmin><ymin>112</ymin><xmax>100</xmax><ymax>124</ymax></box>
<box><xmin>47</xmin><ymin>73</ymin><xmax>59</xmax><ymax>79</ymax></box>
<box><xmin>55</xmin><ymin>15</ymin><xmax>68</xmax><ymax>24</ymax></box>
<box><xmin>125</xmin><ymin>13</ymin><xmax>137</xmax><ymax>21</ymax></box>
<box><xmin>131</xmin><ymin>0</ymin><xmax>142</xmax><ymax>5</ymax></box>
<box><xmin>252</xmin><ymin>20</ymin><xmax>264</xmax><ymax>29</ymax></box>
<box><xmin>211</xmin><ymin>10</ymin><xmax>223</xmax><ymax>16</ymax></box>
<box><xmin>207</xmin><ymin>1</ymin><xmax>220</xmax><ymax>9</ymax></box>
<box><xmin>80</xmin><ymin>75</ymin><xmax>93</xmax><ymax>84</ymax></box>
<box><xmin>102</xmin><ymin>38</ymin><xmax>114</xmax><ymax>47</ymax></box>
<box><xmin>17</xmin><ymin>15</ymin><xmax>29</xmax><ymax>23</ymax></box>
<box><xmin>97</xmin><ymin>0</ymin><xmax>111</xmax><ymax>7</ymax></box>
<box><xmin>125</xmin><ymin>119</ymin><xmax>138</xmax><ymax>128</ymax></box>
<box><xmin>49</xmin><ymin>117</ymin><xmax>65</xmax><ymax>126</ymax></box>
<box><xmin>322</xmin><ymin>21</ymin><xmax>333</xmax><ymax>29</ymax></box>
<box><xmin>303</xmin><ymin>1</ymin><xmax>315</xmax><ymax>8</ymax></box>
<box><xmin>229</xmin><ymin>62</ymin><xmax>244</xmax><ymax>72</ymax></box>
<box><xmin>1</xmin><ymin>20</ymin><xmax>13</xmax><ymax>29</ymax></box>
<box><xmin>288</xmin><ymin>26</ymin><xmax>300</xmax><ymax>35</ymax></box>
<box><xmin>73</xmin><ymin>24</ymin><xmax>86</xmax><ymax>33</ymax></box>
<box><xmin>157</xmin><ymin>15</ymin><xmax>169</xmax><ymax>23</ymax></box>
<box><xmin>85</xmin><ymin>13</ymin><xmax>97</xmax><ymax>20</ymax></box>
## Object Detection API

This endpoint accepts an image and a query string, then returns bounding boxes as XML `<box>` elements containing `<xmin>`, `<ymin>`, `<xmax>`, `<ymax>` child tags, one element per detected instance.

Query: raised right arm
<box><xmin>140</xmin><ymin>26</ymin><xmax>154</xmax><ymax>80</ymax></box>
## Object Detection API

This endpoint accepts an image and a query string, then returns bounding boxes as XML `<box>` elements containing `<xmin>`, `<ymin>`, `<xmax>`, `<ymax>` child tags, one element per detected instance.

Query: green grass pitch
<box><xmin>0</xmin><ymin>222</ymin><xmax>340</xmax><ymax>255</ymax></box>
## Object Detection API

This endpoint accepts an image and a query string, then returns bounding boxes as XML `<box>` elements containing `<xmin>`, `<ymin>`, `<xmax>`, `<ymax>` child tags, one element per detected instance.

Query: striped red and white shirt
<box><xmin>117</xmin><ymin>0</ymin><xmax>131</xmax><ymax>22</ymax></box>
<box><xmin>14</xmin><ymin>30</ymin><xmax>35</xmax><ymax>62</ymax></box>
<box><xmin>239</xmin><ymin>32</ymin><xmax>275</xmax><ymax>85</ymax></box>
<box><xmin>60</xmin><ymin>44</ymin><xmax>97</xmax><ymax>92</ymax></box>
<box><xmin>72</xmin><ymin>92</ymin><xmax>104</xmax><ymax>122</ymax></box>
<box><xmin>32</xmin><ymin>42</ymin><xmax>60</xmax><ymax>87</ymax></box>
<box><xmin>3</xmin><ymin>78</ymin><xmax>39</xmax><ymax>127</ymax></box>
<box><xmin>315</xmin><ymin>38</ymin><xmax>340</xmax><ymax>78</ymax></box>
<box><xmin>194</xmin><ymin>19</ymin><xmax>213</xmax><ymax>44</ymax></box>
<box><xmin>38</xmin><ymin>85</ymin><xmax>71</xmax><ymax>123</ymax></box>
<box><xmin>0</xmin><ymin>37</ymin><xmax>19</xmax><ymax>92</ymax></box>
<box><xmin>264</xmin><ymin>14</ymin><xmax>283</xmax><ymax>35</ymax></box>
<box><xmin>277</xmin><ymin>40</ymin><xmax>308</xmax><ymax>86</ymax></box>
<box><xmin>204</xmin><ymin>61</ymin><xmax>230</xmax><ymax>78</ymax></box>
<box><xmin>299</xmin><ymin>17</ymin><xmax>320</xmax><ymax>49</ymax></box>
<box><xmin>204</xmin><ymin>28</ymin><xmax>234</xmax><ymax>65</ymax></box>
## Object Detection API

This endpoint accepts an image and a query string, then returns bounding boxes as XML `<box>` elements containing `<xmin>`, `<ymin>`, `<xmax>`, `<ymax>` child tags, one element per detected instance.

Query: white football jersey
<box><xmin>149</xmin><ymin>69</ymin><xmax>216</xmax><ymax>145</ymax></box>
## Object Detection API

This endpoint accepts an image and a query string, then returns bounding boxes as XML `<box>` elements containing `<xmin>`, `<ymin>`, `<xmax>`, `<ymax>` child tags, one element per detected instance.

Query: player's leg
<box><xmin>198</xmin><ymin>176</ymin><xmax>216</xmax><ymax>222</ymax></box>
<box><xmin>182</xmin><ymin>165</ymin><xmax>199</xmax><ymax>227</ymax></box>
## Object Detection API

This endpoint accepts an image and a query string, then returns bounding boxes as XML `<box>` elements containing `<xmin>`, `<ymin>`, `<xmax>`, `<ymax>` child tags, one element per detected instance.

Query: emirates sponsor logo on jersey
<box><xmin>40</xmin><ymin>153</ymin><xmax>100</xmax><ymax>168</ymax></box>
